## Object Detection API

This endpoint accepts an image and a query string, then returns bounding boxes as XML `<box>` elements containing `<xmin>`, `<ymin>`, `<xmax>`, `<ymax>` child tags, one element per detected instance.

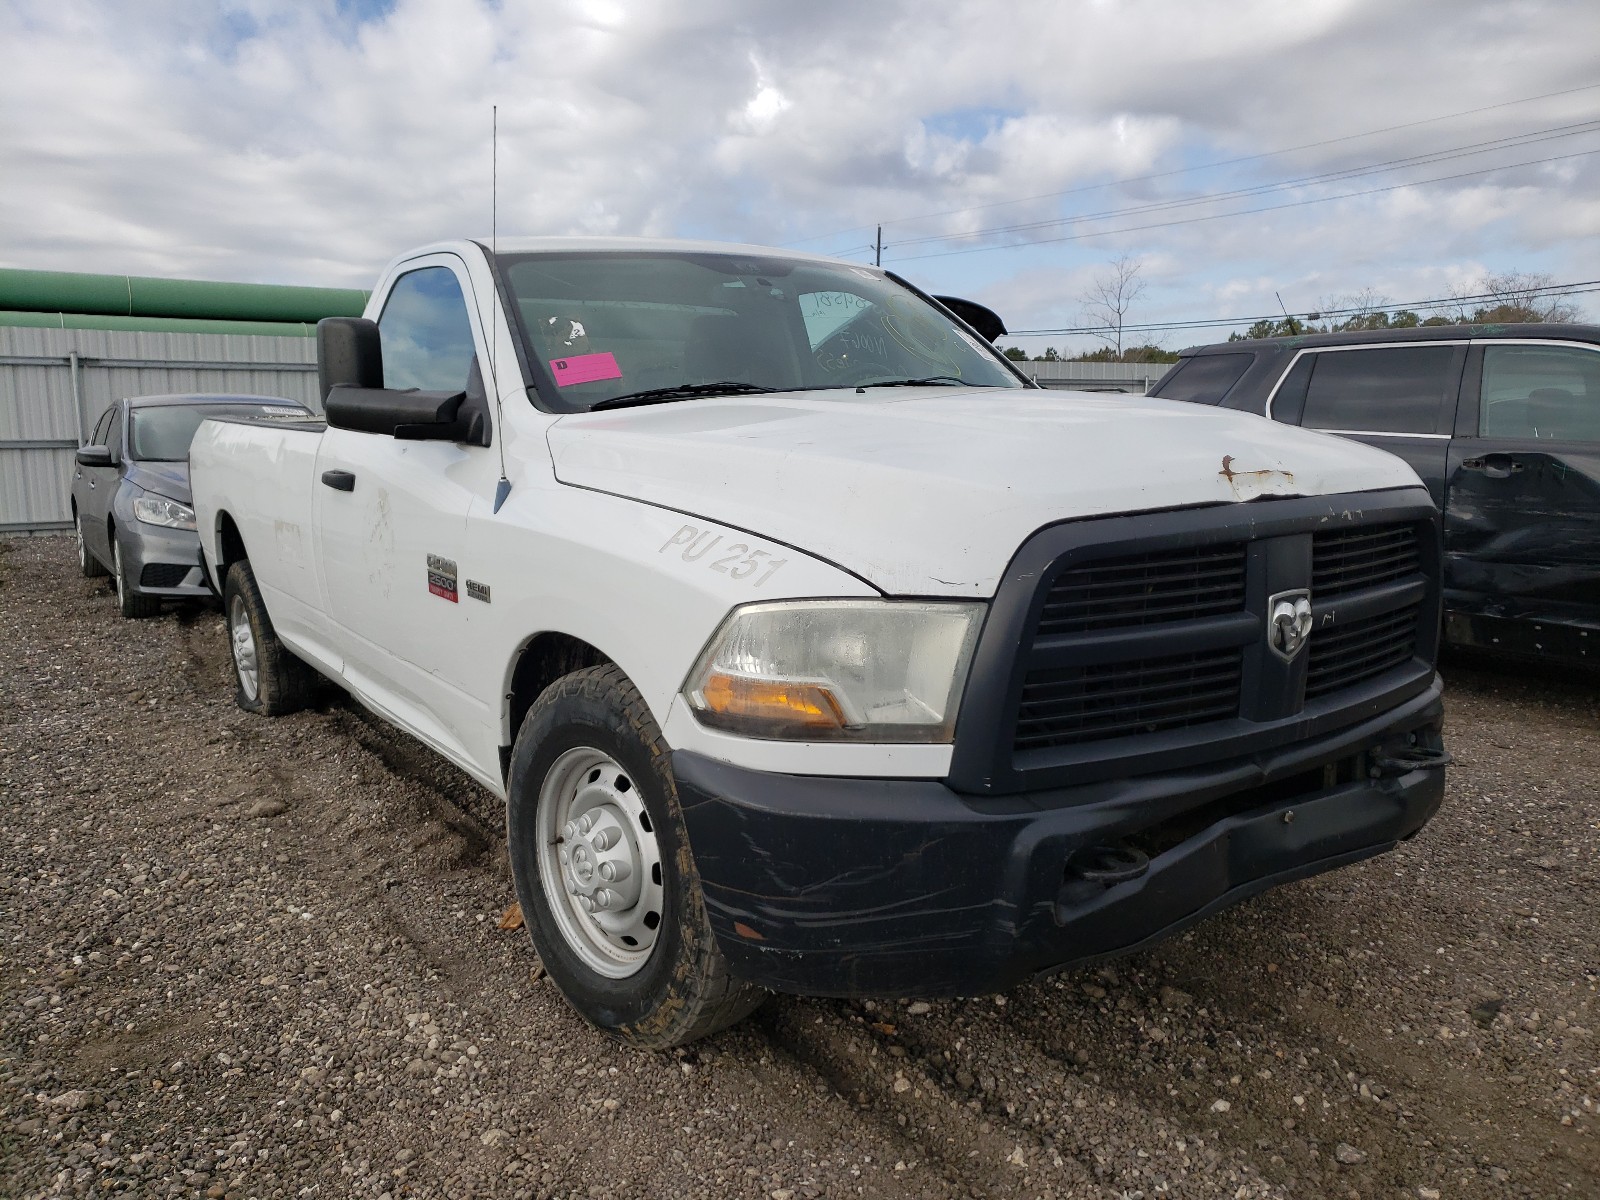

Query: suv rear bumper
<box><xmin>674</xmin><ymin>677</ymin><xmax>1445</xmax><ymax>998</ymax></box>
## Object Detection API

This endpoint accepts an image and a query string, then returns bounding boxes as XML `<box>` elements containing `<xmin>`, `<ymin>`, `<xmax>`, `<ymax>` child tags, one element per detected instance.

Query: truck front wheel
<box><xmin>222</xmin><ymin>561</ymin><xmax>314</xmax><ymax>715</ymax></box>
<box><xmin>506</xmin><ymin>664</ymin><xmax>762</xmax><ymax>1047</ymax></box>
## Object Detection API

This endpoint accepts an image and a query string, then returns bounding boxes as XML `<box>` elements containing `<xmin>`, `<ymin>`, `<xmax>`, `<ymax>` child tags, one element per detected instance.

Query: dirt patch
<box><xmin>1</xmin><ymin>534</ymin><xmax>1595</xmax><ymax>1199</ymax></box>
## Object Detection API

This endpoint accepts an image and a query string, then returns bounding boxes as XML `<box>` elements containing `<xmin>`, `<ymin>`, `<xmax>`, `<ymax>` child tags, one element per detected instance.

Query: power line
<box><xmin>782</xmin><ymin>80</ymin><xmax>1600</xmax><ymax>250</ymax></box>
<box><xmin>886</xmin><ymin>120</ymin><xmax>1600</xmax><ymax>252</ymax></box>
<box><xmin>893</xmin><ymin>146</ymin><xmax>1600</xmax><ymax>263</ymax></box>
<box><xmin>1004</xmin><ymin>279</ymin><xmax>1600</xmax><ymax>338</ymax></box>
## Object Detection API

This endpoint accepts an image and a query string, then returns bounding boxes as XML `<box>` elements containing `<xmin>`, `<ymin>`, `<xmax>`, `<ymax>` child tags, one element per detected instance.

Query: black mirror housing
<box><xmin>317</xmin><ymin>317</ymin><xmax>384</xmax><ymax>406</ymax></box>
<box><xmin>75</xmin><ymin>445</ymin><xmax>114</xmax><ymax>467</ymax></box>
<box><xmin>324</xmin><ymin>385</ymin><xmax>466</xmax><ymax>439</ymax></box>
<box><xmin>933</xmin><ymin>295</ymin><xmax>1007</xmax><ymax>342</ymax></box>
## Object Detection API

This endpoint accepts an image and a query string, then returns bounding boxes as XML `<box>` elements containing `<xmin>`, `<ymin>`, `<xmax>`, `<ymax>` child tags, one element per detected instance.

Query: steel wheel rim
<box><xmin>536</xmin><ymin>747</ymin><xmax>665</xmax><ymax>978</ymax></box>
<box><xmin>112</xmin><ymin>540</ymin><xmax>124</xmax><ymax>605</ymax></box>
<box><xmin>75</xmin><ymin>515</ymin><xmax>87</xmax><ymax>569</ymax></box>
<box><xmin>229</xmin><ymin>594</ymin><xmax>260</xmax><ymax>701</ymax></box>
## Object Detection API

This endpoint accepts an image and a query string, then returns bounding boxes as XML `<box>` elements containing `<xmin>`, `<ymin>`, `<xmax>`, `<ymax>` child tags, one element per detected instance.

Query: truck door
<box><xmin>1443</xmin><ymin>341</ymin><xmax>1600</xmax><ymax>656</ymax></box>
<box><xmin>314</xmin><ymin>257</ymin><xmax>501</xmax><ymax>759</ymax></box>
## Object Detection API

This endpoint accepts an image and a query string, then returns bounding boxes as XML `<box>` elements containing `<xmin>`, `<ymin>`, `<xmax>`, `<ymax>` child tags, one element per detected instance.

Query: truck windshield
<box><xmin>129</xmin><ymin>403</ymin><xmax>309</xmax><ymax>461</ymax></box>
<box><xmin>496</xmin><ymin>250</ymin><xmax>1025</xmax><ymax>411</ymax></box>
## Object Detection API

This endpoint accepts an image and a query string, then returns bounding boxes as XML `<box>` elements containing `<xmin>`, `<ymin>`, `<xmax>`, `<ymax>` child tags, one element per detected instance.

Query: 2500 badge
<box><xmin>659</xmin><ymin>525</ymin><xmax>786</xmax><ymax>587</ymax></box>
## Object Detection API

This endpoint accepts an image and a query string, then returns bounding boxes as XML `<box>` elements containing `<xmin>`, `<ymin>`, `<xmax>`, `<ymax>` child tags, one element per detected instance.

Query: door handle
<box><xmin>321</xmin><ymin>469</ymin><xmax>356</xmax><ymax>492</ymax></box>
<box><xmin>1461</xmin><ymin>454</ymin><xmax>1523</xmax><ymax>479</ymax></box>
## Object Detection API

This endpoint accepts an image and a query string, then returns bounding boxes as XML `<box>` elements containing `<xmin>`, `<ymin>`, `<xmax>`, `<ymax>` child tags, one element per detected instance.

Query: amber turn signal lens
<box><xmin>696</xmin><ymin>673</ymin><xmax>848</xmax><ymax>730</ymax></box>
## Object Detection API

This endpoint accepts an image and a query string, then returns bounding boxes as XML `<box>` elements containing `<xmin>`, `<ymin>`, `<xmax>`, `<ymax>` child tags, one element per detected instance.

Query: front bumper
<box><xmin>675</xmin><ymin>678</ymin><xmax>1446</xmax><ymax>998</ymax></box>
<box><xmin>122</xmin><ymin>523</ymin><xmax>210</xmax><ymax>598</ymax></box>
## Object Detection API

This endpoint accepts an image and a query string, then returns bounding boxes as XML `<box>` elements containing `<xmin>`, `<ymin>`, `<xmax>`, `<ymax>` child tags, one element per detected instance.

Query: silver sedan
<box><xmin>70</xmin><ymin>393</ymin><xmax>312</xmax><ymax>618</ymax></box>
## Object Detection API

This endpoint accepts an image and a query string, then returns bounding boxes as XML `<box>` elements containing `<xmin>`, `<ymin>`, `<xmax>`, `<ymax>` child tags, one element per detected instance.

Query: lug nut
<box><xmin>563</xmin><ymin>821</ymin><xmax>576</xmax><ymax>840</ymax></box>
<box><xmin>598</xmin><ymin>860</ymin><xmax>630</xmax><ymax>883</ymax></box>
<box><xmin>595</xmin><ymin>889</ymin><xmax>618</xmax><ymax>910</ymax></box>
<box><xmin>591</xmin><ymin>828</ymin><xmax>615</xmax><ymax>851</ymax></box>
<box><xmin>577</xmin><ymin>895</ymin><xmax>595</xmax><ymax>913</ymax></box>
<box><xmin>577</xmin><ymin>814</ymin><xmax>593</xmax><ymax>834</ymax></box>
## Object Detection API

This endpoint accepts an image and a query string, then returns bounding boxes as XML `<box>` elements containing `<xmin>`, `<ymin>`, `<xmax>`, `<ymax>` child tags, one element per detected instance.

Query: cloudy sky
<box><xmin>3</xmin><ymin>0</ymin><xmax>1598</xmax><ymax>354</ymax></box>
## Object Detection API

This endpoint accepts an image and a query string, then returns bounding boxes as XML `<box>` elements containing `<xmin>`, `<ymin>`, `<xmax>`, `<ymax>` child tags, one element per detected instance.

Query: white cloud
<box><xmin>0</xmin><ymin>0</ymin><xmax>1595</xmax><ymax>344</ymax></box>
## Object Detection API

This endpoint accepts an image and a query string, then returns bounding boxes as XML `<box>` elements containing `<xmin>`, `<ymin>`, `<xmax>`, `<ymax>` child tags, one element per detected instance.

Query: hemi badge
<box><xmin>466</xmin><ymin>579</ymin><xmax>491</xmax><ymax>603</ymax></box>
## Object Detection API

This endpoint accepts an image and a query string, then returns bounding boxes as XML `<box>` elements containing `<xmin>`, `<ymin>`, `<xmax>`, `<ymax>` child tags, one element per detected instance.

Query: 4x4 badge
<box><xmin>1268</xmin><ymin>589</ymin><xmax>1313</xmax><ymax>660</ymax></box>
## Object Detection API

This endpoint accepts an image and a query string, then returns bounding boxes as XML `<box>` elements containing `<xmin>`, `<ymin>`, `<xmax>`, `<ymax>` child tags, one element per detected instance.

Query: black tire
<box><xmin>507</xmin><ymin>664</ymin><xmax>763</xmax><ymax>1048</ymax></box>
<box><xmin>111</xmin><ymin>533</ymin><xmax>161</xmax><ymax>619</ymax></box>
<box><xmin>222</xmin><ymin>560</ymin><xmax>314</xmax><ymax>715</ymax></box>
<box><xmin>75</xmin><ymin>510</ymin><xmax>109</xmax><ymax>578</ymax></box>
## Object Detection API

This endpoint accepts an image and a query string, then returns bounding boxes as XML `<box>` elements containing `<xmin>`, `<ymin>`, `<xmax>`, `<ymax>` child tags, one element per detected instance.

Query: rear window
<box><xmin>130</xmin><ymin>403</ymin><xmax>310</xmax><ymax>461</ymax></box>
<box><xmin>1299</xmin><ymin>346</ymin><xmax>1455</xmax><ymax>435</ymax></box>
<box><xmin>1151</xmin><ymin>353</ymin><xmax>1254</xmax><ymax>405</ymax></box>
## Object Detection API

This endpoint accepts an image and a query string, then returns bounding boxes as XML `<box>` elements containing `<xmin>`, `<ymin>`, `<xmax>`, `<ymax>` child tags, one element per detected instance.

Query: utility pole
<box><xmin>874</xmin><ymin>225</ymin><xmax>884</xmax><ymax>267</ymax></box>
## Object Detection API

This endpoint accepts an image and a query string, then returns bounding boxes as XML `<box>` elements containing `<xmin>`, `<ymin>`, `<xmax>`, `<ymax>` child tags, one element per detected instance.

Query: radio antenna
<box><xmin>491</xmin><ymin>103</ymin><xmax>512</xmax><ymax>513</ymax></box>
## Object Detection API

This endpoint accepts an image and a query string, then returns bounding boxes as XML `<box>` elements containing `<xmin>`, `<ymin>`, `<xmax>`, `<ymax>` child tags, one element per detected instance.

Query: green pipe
<box><xmin>0</xmin><ymin>268</ymin><xmax>368</xmax><ymax>324</ymax></box>
<box><xmin>0</xmin><ymin>309</ymin><xmax>316</xmax><ymax>337</ymax></box>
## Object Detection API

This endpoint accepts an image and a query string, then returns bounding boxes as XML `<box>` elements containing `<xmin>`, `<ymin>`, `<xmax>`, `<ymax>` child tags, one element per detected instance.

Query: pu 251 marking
<box><xmin>660</xmin><ymin>525</ymin><xmax>786</xmax><ymax>587</ymax></box>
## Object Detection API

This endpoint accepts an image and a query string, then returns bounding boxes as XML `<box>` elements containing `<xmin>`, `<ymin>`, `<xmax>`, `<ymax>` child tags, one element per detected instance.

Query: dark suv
<box><xmin>1150</xmin><ymin>324</ymin><xmax>1600</xmax><ymax>666</ymax></box>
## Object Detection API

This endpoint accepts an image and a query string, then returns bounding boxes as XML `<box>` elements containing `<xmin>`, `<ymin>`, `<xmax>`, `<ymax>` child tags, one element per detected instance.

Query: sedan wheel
<box><xmin>111</xmin><ymin>536</ymin><xmax>161</xmax><ymax>619</ymax></box>
<box><xmin>75</xmin><ymin>513</ymin><xmax>108</xmax><ymax>578</ymax></box>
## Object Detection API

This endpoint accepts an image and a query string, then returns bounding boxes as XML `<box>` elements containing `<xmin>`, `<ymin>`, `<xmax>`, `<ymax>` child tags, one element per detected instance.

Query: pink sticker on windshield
<box><xmin>549</xmin><ymin>352</ymin><xmax>622</xmax><ymax>387</ymax></box>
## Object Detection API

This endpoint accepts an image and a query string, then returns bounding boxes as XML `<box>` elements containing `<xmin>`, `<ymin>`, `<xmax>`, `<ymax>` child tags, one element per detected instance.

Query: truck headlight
<box><xmin>684</xmin><ymin>600</ymin><xmax>985</xmax><ymax>742</ymax></box>
<box><xmin>133</xmin><ymin>495</ymin><xmax>196</xmax><ymax>531</ymax></box>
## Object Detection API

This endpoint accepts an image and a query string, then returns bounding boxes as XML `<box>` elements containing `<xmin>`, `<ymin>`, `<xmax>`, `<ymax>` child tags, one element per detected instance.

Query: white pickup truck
<box><xmin>190</xmin><ymin>237</ymin><xmax>1450</xmax><ymax>1047</ymax></box>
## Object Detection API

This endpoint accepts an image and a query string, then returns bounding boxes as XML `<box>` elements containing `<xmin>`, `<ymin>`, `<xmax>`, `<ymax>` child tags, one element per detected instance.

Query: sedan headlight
<box><xmin>132</xmin><ymin>494</ymin><xmax>196</xmax><ymax>531</ymax></box>
<box><xmin>684</xmin><ymin>600</ymin><xmax>985</xmax><ymax>742</ymax></box>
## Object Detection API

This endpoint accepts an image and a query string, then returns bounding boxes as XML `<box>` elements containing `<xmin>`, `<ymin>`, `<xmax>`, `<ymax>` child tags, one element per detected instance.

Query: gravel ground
<box><xmin>1</xmin><ymin>533</ymin><xmax>1596</xmax><ymax>1200</ymax></box>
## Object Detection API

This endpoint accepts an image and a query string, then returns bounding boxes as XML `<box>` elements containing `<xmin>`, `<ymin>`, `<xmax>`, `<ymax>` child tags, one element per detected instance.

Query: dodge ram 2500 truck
<box><xmin>189</xmin><ymin>237</ymin><xmax>1451</xmax><ymax>1047</ymax></box>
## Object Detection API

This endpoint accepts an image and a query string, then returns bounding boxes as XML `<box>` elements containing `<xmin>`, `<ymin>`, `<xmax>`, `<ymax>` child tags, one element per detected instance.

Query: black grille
<box><xmin>140</xmin><ymin>563</ymin><xmax>191</xmax><ymax>588</ymax></box>
<box><xmin>1015</xmin><ymin>649</ymin><xmax>1243</xmax><ymax>749</ymax></box>
<box><xmin>1037</xmin><ymin>544</ymin><xmax>1247</xmax><ymax>635</ymax></box>
<box><xmin>1312</xmin><ymin>523</ymin><xmax>1419</xmax><ymax>599</ymax></box>
<box><xmin>1306</xmin><ymin>604</ymin><xmax>1420</xmax><ymax>698</ymax></box>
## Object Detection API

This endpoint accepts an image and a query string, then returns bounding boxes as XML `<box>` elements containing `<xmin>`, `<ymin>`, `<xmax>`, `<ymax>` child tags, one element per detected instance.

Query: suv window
<box><xmin>1153</xmin><ymin>353</ymin><xmax>1254</xmax><ymax>405</ymax></box>
<box><xmin>378</xmin><ymin>266</ymin><xmax>477</xmax><ymax>392</ymax></box>
<box><xmin>1479</xmin><ymin>344</ymin><xmax>1600</xmax><ymax>442</ymax></box>
<box><xmin>1299</xmin><ymin>345</ymin><xmax>1454</xmax><ymax>435</ymax></box>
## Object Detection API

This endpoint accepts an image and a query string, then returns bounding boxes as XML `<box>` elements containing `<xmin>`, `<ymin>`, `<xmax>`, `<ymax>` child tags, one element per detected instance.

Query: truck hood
<box><xmin>547</xmin><ymin>388</ymin><xmax>1423</xmax><ymax>597</ymax></box>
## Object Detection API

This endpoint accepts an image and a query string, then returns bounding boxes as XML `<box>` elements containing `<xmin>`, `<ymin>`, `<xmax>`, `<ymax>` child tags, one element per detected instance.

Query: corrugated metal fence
<box><xmin>1016</xmin><ymin>361</ymin><xmax>1165</xmax><ymax>392</ymax></box>
<box><xmin>0</xmin><ymin>327</ymin><xmax>318</xmax><ymax>534</ymax></box>
<box><xmin>1</xmin><ymin>330</ymin><xmax>1166</xmax><ymax>535</ymax></box>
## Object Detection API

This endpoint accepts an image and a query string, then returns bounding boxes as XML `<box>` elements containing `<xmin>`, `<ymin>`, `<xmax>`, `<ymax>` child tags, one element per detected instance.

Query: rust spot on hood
<box><xmin>1220</xmin><ymin>454</ymin><xmax>1296</xmax><ymax>500</ymax></box>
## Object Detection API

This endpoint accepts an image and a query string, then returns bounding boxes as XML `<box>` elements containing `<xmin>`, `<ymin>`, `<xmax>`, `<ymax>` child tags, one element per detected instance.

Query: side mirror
<box><xmin>934</xmin><ymin>295</ymin><xmax>1007</xmax><ymax>342</ymax></box>
<box><xmin>324</xmin><ymin>385</ymin><xmax>467</xmax><ymax>440</ymax></box>
<box><xmin>317</xmin><ymin>317</ymin><xmax>384</xmax><ymax>407</ymax></box>
<box><xmin>75</xmin><ymin>446</ymin><xmax>114</xmax><ymax>467</ymax></box>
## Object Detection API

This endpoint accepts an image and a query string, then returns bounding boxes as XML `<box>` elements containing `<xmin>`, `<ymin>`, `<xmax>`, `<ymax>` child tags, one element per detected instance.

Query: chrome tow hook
<box><xmin>1369</xmin><ymin>745</ymin><xmax>1453</xmax><ymax>778</ymax></box>
<box><xmin>1064</xmin><ymin>842</ymin><xmax>1151</xmax><ymax>888</ymax></box>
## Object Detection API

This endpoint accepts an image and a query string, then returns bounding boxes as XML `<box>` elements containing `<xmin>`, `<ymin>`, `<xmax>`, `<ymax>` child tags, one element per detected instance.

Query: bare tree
<box><xmin>1436</xmin><ymin>271</ymin><xmax>1583</xmax><ymax>324</ymax></box>
<box><xmin>1079</xmin><ymin>254</ymin><xmax>1147</xmax><ymax>359</ymax></box>
<box><xmin>1318</xmin><ymin>288</ymin><xmax>1391</xmax><ymax>332</ymax></box>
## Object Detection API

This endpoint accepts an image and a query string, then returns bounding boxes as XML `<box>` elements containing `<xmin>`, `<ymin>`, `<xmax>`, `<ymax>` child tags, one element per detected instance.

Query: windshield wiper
<box><xmin>856</xmin><ymin>375</ymin><xmax>972</xmax><ymax>387</ymax></box>
<box><xmin>589</xmin><ymin>381</ymin><xmax>781</xmax><ymax>411</ymax></box>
